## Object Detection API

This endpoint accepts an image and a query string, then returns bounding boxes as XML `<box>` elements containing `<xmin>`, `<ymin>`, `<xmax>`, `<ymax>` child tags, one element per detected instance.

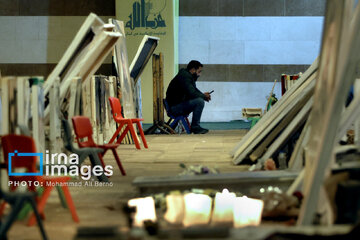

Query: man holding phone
<box><xmin>166</xmin><ymin>60</ymin><xmax>212</xmax><ymax>134</ymax></box>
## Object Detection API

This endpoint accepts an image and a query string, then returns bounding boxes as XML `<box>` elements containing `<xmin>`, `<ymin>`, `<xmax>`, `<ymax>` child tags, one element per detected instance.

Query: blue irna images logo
<box><xmin>8</xmin><ymin>150</ymin><xmax>43</xmax><ymax>176</ymax></box>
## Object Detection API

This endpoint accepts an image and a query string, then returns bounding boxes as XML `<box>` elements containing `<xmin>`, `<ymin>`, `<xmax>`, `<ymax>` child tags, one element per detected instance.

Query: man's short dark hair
<box><xmin>187</xmin><ymin>60</ymin><xmax>203</xmax><ymax>70</ymax></box>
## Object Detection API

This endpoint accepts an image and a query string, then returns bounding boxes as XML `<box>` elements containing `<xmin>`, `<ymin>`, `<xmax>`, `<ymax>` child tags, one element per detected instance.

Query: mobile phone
<box><xmin>209</xmin><ymin>90</ymin><xmax>214</xmax><ymax>94</ymax></box>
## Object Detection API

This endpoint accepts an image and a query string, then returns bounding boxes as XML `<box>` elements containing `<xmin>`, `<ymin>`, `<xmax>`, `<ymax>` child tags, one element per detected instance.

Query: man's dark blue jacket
<box><xmin>166</xmin><ymin>68</ymin><xmax>206</xmax><ymax>107</ymax></box>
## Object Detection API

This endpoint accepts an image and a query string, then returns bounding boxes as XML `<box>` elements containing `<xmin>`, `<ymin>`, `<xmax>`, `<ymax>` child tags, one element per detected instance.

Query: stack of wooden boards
<box><xmin>231</xmin><ymin>56</ymin><xmax>318</xmax><ymax>168</ymax></box>
<box><xmin>0</xmin><ymin>76</ymin><xmax>46</xmax><ymax>153</ymax></box>
<box><xmin>71</xmin><ymin>75</ymin><xmax>133</xmax><ymax>145</ymax></box>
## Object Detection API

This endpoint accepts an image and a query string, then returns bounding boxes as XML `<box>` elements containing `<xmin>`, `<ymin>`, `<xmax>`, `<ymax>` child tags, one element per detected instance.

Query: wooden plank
<box><xmin>108</xmin><ymin>76</ymin><xmax>117</xmax><ymax>135</ymax></box>
<box><xmin>288</xmin><ymin>123</ymin><xmax>310</xmax><ymax>171</ymax></box>
<box><xmin>134</xmin><ymin>77</ymin><xmax>143</xmax><ymax>119</ymax></box>
<box><xmin>152</xmin><ymin>54</ymin><xmax>159</xmax><ymax>123</ymax></box>
<box><xmin>24</xmin><ymin>78</ymin><xmax>31</xmax><ymax>131</ymax></box>
<box><xmin>230</xmin><ymin>57</ymin><xmax>319</xmax><ymax>158</ymax></box>
<box><xmin>287</xmin><ymin>169</ymin><xmax>305</xmax><ymax>195</ymax></box>
<box><xmin>95</xmin><ymin>76</ymin><xmax>101</xmax><ymax>144</ymax></box>
<box><xmin>257</xmin><ymin>97</ymin><xmax>313</xmax><ymax>166</ymax></box>
<box><xmin>8</xmin><ymin>77</ymin><xmax>16</xmax><ymax>134</ymax></box>
<box><xmin>75</xmin><ymin>76</ymin><xmax>82</xmax><ymax>116</ymax></box>
<box><xmin>298</xmin><ymin>0</ymin><xmax>360</xmax><ymax>225</ymax></box>
<box><xmin>81</xmin><ymin>77</ymin><xmax>91</xmax><ymax>119</ymax></box>
<box><xmin>68</xmin><ymin>77</ymin><xmax>80</xmax><ymax>120</ymax></box>
<box><xmin>31</xmin><ymin>82</ymin><xmax>45</xmax><ymax>153</ymax></box>
<box><xmin>264</xmin><ymin>79</ymin><xmax>277</xmax><ymax>113</ymax></box>
<box><xmin>159</xmin><ymin>53</ymin><xmax>164</xmax><ymax>123</ymax></box>
<box><xmin>1</xmin><ymin>77</ymin><xmax>9</xmax><ymax>134</ymax></box>
<box><xmin>103</xmin><ymin>76</ymin><xmax>110</xmax><ymax>142</ymax></box>
<box><xmin>16</xmin><ymin>77</ymin><xmax>26</xmax><ymax>128</ymax></box>
<box><xmin>99</xmin><ymin>76</ymin><xmax>106</xmax><ymax>144</ymax></box>
<box><xmin>233</xmin><ymin>73</ymin><xmax>317</xmax><ymax>164</ymax></box>
<box><xmin>90</xmin><ymin>76</ymin><xmax>97</xmax><ymax>144</ymax></box>
<box><xmin>49</xmin><ymin>78</ymin><xmax>62</xmax><ymax>154</ymax></box>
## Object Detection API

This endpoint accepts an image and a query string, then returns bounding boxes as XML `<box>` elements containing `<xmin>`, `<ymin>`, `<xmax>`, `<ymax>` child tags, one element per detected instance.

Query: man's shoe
<box><xmin>191</xmin><ymin>126</ymin><xmax>209</xmax><ymax>134</ymax></box>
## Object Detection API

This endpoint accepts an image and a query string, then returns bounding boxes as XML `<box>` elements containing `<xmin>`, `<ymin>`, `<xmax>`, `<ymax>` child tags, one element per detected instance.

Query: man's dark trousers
<box><xmin>169</xmin><ymin>97</ymin><xmax>204</xmax><ymax>128</ymax></box>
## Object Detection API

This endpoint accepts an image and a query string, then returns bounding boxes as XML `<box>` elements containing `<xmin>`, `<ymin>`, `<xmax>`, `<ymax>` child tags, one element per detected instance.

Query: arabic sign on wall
<box><xmin>116</xmin><ymin>0</ymin><xmax>178</xmax><ymax>123</ymax></box>
<box><xmin>126</xmin><ymin>0</ymin><xmax>166</xmax><ymax>30</ymax></box>
<box><xmin>125</xmin><ymin>0</ymin><xmax>168</xmax><ymax>37</ymax></box>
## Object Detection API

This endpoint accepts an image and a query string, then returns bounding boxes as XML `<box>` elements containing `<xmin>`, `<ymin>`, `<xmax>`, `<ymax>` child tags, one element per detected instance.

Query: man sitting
<box><xmin>166</xmin><ymin>60</ymin><xmax>211</xmax><ymax>134</ymax></box>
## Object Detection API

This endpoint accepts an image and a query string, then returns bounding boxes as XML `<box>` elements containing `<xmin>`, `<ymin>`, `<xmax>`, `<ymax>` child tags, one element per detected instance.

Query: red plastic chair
<box><xmin>71</xmin><ymin>116</ymin><xmax>126</xmax><ymax>176</ymax></box>
<box><xmin>108</xmin><ymin>97</ymin><xmax>148</xmax><ymax>149</ymax></box>
<box><xmin>0</xmin><ymin>134</ymin><xmax>79</xmax><ymax>226</ymax></box>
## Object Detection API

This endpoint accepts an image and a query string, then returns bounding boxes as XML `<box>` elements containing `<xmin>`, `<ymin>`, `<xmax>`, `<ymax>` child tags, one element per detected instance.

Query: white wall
<box><xmin>179</xmin><ymin>16</ymin><xmax>323</xmax><ymax>65</ymax></box>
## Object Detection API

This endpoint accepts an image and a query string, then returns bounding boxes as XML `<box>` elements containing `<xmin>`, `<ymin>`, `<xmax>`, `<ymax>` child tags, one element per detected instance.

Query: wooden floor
<box><xmin>7</xmin><ymin>130</ymin><xmax>250</xmax><ymax>240</ymax></box>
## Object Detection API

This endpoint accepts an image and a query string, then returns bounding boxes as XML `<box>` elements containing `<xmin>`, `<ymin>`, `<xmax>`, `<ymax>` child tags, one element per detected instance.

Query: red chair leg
<box><xmin>28</xmin><ymin>185</ymin><xmax>53</xmax><ymax>226</ymax></box>
<box><xmin>61</xmin><ymin>185</ymin><xmax>79</xmax><ymax>223</ymax></box>
<box><xmin>128</xmin><ymin>123</ymin><xmax>141</xmax><ymax>149</ymax></box>
<box><xmin>136</xmin><ymin>122</ymin><xmax>148</xmax><ymax>148</ymax></box>
<box><xmin>109</xmin><ymin>122</ymin><xmax>124</xmax><ymax>144</ymax></box>
<box><xmin>111</xmin><ymin>149</ymin><xmax>126</xmax><ymax>176</ymax></box>
<box><xmin>116</xmin><ymin>125</ymin><xmax>130</xmax><ymax>145</ymax></box>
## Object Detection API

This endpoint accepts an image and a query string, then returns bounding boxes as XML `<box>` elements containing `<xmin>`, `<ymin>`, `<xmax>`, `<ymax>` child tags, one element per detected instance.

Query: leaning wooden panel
<box><xmin>108</xmin><ymin>76</ymin><xmax>117</xmax><ymax>134</ymax></box>
<box><xmin>91</xmin><ymin>76</ymin><xmax>97</xmax><ymax>144</ymax></box>
<box><xmin>230</xmin><ymin>57</ymin><xmax>319</xmax><ymax>158</ymax></box>
<box><xmin>8</xmin><ymin>77</ymin><xmax>17</xmax><ymax>134</ymax></box>
<box><xmin>249</xmin><ymin>95</ymin><xmax>309</xmax><ymax>162</ymax></box>
<box><xmin>31</xmin><ymin>81</ymin><xmax>45</xmax><ymax>153</ymax></box>
<box><xmin>44</xmin><ymin>30</ymin><xmax>120</xmax><ymax>120</ymax></box>
<box><xmin>59</xmin><ymin>31</ymin><xmax>120</xmax><ymax>103</ymax></box>
<box><xmin>104</xmin><ymin>76</ymin><xmax>113</xmax><ymax>142</ymax></box>
<box><xmin>129</xmin><ymin>34</ymin><xmax>159</xmax><ymax>120</ymax></box>
<box><xmin>49</xmin><ymin>78</ymin><xmax>62</xmax><ymax>154</ymax></box>
<box><xmin>129</xmin><ymin>35</ymin><xmax>160</xmax><ymax>85</ymax></box>
<box><xmin>111</xmin><ymin>19</ymin><xmax>136</xmax><ymax>119</ymax></box>
<box><xmin>298</xmin><ymin>0</ymin><xmax>360</xmax><ymax>225</ymax></box>
<box><xmin>81</xmin><ymin>77</ymin><xmax>91</xmax><ymax>119</ymax></box>
<box><xmin>250</xmin><ymin>95</ymin><xmax>313</xmax><ymax>162</ymax></box>
<box><xmin>152</xmin><ymin>54</ymin><xmax>159</xmax><ymax>123</ymax></box>
<box><xmin>68</xmin><ymin>78</ymin><xmax>80</xmax><ymax>120</ymax></box>
<box><xmin>0</xmin><ymin>77</ymin><xmax>10</xmax><ymax>134</ymax></box>
<box><xmin>44</xmin><ymin>13</ymin><xmax>104</xmax><ymax>96</ymax></box>
<box><xmin>158</xmin><ymin>53</ymin><xmax>164</xmax><ymax>123</ymax></box>
<box><xmin>233</xmin><ymin>73</ymin><xmax>317</xmax><ymax>165</ymax></box>
<box><xmin>16</xmin><ymin>77</ymin><xmax>27</xmax><ymax>128</ymax></box>
<box><xmin>258</xmin><ymin>97</ymin><xmax>313</xmax><ymax>166</ymax></box>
